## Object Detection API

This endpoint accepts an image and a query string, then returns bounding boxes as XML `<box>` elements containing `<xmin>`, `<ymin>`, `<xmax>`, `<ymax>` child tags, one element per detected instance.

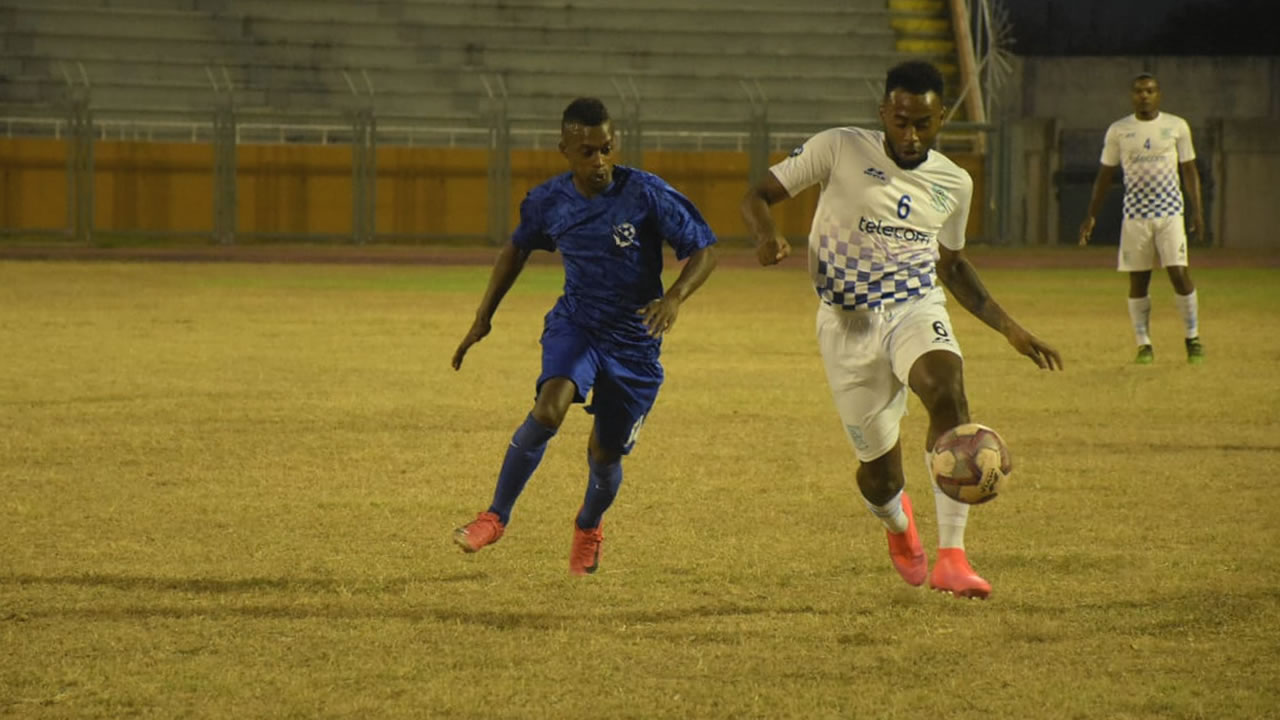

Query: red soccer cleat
<box><xmin>929</xmin><ymin>547</ymin><xmax>992</xmax><ymax>599</ymax></box>
<box><xmin>453</xmin><ymin>511</ymin><xmax>505</xmax><ymax>553</ymax></box>
<box><xmin>886</xmin><ymin>492</ymin><xmax>928</xmax><ymax>586</ymax></box>
<box><xmin>569</xmin><ymin>523</ymin><xmax>604</xmax><ymax>576</ymax></box>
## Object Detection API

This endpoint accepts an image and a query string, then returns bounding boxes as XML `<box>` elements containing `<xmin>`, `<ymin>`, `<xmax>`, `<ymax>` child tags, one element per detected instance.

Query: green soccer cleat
<box><xmin>1135</xmin><ymin>344</ymin><xmax>1154</xmax><ymax>364</ymax></box>
<box><xmin>1186</xmin><ymin>337</ymin><xmax>1205</xmax><ymax>364</ymax></box>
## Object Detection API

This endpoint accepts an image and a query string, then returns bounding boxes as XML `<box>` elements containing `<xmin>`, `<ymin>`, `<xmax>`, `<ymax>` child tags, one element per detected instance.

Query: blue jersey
<box><xmin>512</xmin><ymin>166</ymin><xmax>717</xmax><ymax>360</ymax></box>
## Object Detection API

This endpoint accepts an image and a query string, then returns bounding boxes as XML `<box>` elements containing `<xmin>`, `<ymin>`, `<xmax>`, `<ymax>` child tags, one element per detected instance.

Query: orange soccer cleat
<box><xmin>453</xmin><ymin>511</ymin><xmax>505</xmax><ymax>553</ymax></box>
<box><xmin>569</xmin><ymin>523</ymin><xmax>604</xmax><ymax>576</ymax></box>
<box><xmin>929</xmin><ymin>547</ymin><xmax>991</xmax><ymax>599</ymax></box>
<box><xmin>886</xmin><ymin>492</ymin><xmax>928</xmax><ymax>586</ymax></box>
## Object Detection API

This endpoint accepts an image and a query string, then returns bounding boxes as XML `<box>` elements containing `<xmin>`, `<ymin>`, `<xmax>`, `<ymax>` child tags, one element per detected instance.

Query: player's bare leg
<box><xmin>1166</xmin><ymin>266</ymin><xmax>1194</xmax><ymax>295</ymax></box>
<box><xmin>1166</xmin><ymin>266</ymin><xmax>1203</xmax><ymax>363</ymax></box>
<box><xmin>454</xmin><ymin>378</ymin><xmax>576</xmax><ymax>552</ymax></box>
<box><xmin>1128</xmin><ymin>271</ymin><xmax>1155</xmax><ymax>364</ymax></box>
<box><xmin>909</xmin><ymin>350</ymin><xmax>991</xmax><ymax>599</ymax></box>
<box><xmin>530</xmin><ymin>377</ymin><xmax>577</xmax><ymax>429</ymax></box>
<box><xmin>859</xmin><ymin>443</ymin><xmax>927</xmax><ymax>586</ymax></box>
<box><xmin>909</xmin><ymin>350</ymin><xmax>969</xmax><ymax>448</ymax></box>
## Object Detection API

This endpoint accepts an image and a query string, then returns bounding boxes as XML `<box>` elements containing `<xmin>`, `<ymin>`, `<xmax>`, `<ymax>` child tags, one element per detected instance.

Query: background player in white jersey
<box><xmin>740</xmin><ymin>61</ymin><xmax>1062</xmax><ymax>599</ymax></box>
<box><xmin>1078</xmin><ymin>73</ymin><xmax>1205</xmax><ymax>365</ymax></box>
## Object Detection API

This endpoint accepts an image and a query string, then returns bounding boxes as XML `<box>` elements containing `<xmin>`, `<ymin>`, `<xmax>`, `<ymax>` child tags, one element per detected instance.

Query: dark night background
<box><xmin>1002</xmin><ymin>0</ymin><xmax>1277</xmax><ymax>55</ymax></box>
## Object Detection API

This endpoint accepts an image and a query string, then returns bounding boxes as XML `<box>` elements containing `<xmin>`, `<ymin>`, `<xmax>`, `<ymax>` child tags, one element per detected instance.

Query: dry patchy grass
<box><xmin>1</xmin><ymin>259</ymin><xmax>1278</xmax><ymax>719</ymax></box>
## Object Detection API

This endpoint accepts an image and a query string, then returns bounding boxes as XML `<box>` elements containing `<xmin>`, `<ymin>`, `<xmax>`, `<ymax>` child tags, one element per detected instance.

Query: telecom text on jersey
<box><xmin>857</xmin><ymin>216</ymin><xmax>934</xmax><ymax>243</ymax></box>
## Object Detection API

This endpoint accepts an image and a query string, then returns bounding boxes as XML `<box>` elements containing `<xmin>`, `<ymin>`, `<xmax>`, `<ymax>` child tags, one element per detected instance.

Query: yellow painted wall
<box><xmin>238</xmin><ymin>144</ymin><xmax>350</xmax><ymax>235</ymax></box>
<box><xmin>97</xmin><ymin>141</ymin><xmax>214</xmax><ymax>232</ymax></box>
<box><xmin>0</xmin><ymin>138</ymin><xmax>69</xmax><ymax>231</ymax></box>
<box><xmin>0</xmin><ymin>138</ymin><xmax>981</xmax><ymax>240</ymax></box>
<box><xmin>378</xmin><ymin>147</ymin><xmax>488</xmax><ymax>237</ymax></box>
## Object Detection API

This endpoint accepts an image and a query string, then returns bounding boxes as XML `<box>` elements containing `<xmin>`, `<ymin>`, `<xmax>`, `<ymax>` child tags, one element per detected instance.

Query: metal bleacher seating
<box><xmin>0</xmin><ymin>0</ymin><xmax>948</xmax><ymax>140</ymax></box>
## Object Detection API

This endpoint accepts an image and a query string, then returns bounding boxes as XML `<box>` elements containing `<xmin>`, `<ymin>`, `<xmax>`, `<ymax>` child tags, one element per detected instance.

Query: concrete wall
<box><xmin>1219</xmin><ymin>120</ymin><xmax>1280</xmax><ymax>249</ymax></box>
<box><xmin>1003</xmin><ymin>56</ymin><xmax>1280</xmax><ymax>249</ymax></box>
<box><xmin>1009</xmin><ymin>55</ymin><xmax>1280</xmax><ymax>129</ymax></box>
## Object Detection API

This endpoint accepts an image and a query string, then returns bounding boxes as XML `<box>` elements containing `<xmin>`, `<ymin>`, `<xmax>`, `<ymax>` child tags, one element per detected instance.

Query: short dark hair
<box><xmin>884</xmin><ymin>61</ymin><xmax>945</xmax><ymax>99</ymax></box>
<box><xmin>1132</xmin><ymin>72</ymin><xmax>1158</xmax><ymax>86</ymax></box>
<box><xmin>562</xmin><ymin>97</ymin><xmax>610</xmax><ymax>128</ymax></box>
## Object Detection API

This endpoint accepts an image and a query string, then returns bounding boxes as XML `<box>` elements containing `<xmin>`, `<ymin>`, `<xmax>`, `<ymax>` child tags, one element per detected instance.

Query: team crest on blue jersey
<box><xmin>789</xmin><ymin>145</ymin><xmax>804</xmax><ymax>158</ymax></box>
<box><xmin>612</xmin><ymin>222</ymin><xmax>637</xmax><ymax>248</ymax></box>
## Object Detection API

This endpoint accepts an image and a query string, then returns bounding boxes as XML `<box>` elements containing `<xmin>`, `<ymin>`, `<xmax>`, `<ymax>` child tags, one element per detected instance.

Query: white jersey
<box><xmin>1100</xmin><ymin>112</ymin><xmax>1195</xmax><ymax>220</ymax></box>
<box><xmin>770</xmin><ymin>126</ymin><xmax>972</xmax><ymax>311</ymax></box>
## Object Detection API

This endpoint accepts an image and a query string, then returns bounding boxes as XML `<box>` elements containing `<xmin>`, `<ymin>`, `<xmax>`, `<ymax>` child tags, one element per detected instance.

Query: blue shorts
<box><xmin>537</xmin><ymin>317</ymin><xmax>663</xmax><ymax>455</ymax></box>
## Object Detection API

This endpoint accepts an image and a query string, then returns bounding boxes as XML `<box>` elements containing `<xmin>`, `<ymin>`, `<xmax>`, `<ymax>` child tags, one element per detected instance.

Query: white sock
<box><xmin>865</xmin><ymin>489</ymin><xmax>908</xmax><ymax>534</ymax></box>
<box><xmin>929</xmin><ymin>450</ymin><xmax>969</xmax><ymax>549</ymax></box>
<box><xmin>1174</xmin><ymin>290</ymin><xmax>1199</xmax><ymax>339</ymax></box>
<box><xmin>1127</xmin><ymin>296</ymin><xmax>1152</xmax><ymax>346</ymax></box>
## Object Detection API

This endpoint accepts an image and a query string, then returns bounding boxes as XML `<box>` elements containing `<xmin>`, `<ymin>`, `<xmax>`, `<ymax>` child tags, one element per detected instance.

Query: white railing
<box><xmin>2</xmin><ymin>116</ymin><xmax>209</xmax><ymax>142</ymax></box>
<box><xmin>2</xmin><ymin>116</ymin><xmax>66</xmax><ymax>140</ymax></box>
<box><xmin>0</xmin><ymin>115</ymin><xmax>818</xmax><ymax>151</ymax></box>
<box><xmin>2</xmin><ymin>115</ymin><xmax>990</xmax><ymax>154</ymax></box>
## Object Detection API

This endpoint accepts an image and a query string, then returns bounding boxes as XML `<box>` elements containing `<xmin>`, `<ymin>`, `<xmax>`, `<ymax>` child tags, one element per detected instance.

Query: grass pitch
<box><xmin>1</xmin><ymin>254</ymin><xmax>1278</xmax><ymax>718</ymax></box>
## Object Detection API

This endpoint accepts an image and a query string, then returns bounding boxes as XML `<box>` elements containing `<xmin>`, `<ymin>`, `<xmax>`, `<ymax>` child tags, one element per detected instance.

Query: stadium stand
<box><xmin>0</xmin><ymin>0</ymin><xmax>953</xmax><ymax>126</ymax></box>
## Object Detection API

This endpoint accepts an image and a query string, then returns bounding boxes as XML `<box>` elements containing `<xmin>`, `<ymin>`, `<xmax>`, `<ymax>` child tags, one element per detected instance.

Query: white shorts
<box><xmin>816</xmin><ymin>288</ymin><xmax>962</xmax><ymax>462</ymax></box>
<box><xmin>1118</xmin><ymin>216</ymin><xmax>1189</xmax><ymax>271</ymax></box>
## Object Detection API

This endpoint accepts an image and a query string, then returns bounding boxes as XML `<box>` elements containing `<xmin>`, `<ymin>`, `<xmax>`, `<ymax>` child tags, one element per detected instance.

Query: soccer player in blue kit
<box><xmin>451</xmin><ymin>98</ymin><xmax>718</xmax><ymax>575</ymax></box>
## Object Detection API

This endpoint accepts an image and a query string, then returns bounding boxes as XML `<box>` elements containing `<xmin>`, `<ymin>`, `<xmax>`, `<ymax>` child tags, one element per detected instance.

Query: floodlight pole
<box><xmin>741</xmin><ymin>78</ymin><xmax>770</xmax><ymax>188</ymax></box>
<box><xmin>345</xmin><ymin>69</ymin><xmax>377</xmax><ymax>244</ymax></box>
<box><xmin>208</xmin><ymin>65</ymin><xmax>238</xmax><ymax>245</ymax></box>
<box><xmin>611</xmin><ymin>76</ymin><xmax>643</xmax><ymax>170</ymax></box>
<box><xmin>61</xmin><ymin>62</ymin><xmax>94</xmax><ymax>245</ymax></box>
<box><xmin>482</xmin><ymin>75</ymin><xmax>511</xmax><ymax>246</ymax></box>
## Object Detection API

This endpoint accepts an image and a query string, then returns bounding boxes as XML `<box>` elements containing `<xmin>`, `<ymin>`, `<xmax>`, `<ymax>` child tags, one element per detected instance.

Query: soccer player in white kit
<box><xmin>740</xmin><ymin>61</ymin><xmax>1063</xmax><ymax>599</ymax></box>
<box><xmin>1079</xmin><ymin>73</ymin><xmax>1205</xmax><ymax>365</ymax></box>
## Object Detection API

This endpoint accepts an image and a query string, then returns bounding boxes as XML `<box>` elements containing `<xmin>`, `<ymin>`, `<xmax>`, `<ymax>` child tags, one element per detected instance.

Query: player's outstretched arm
<box><xmin>936</xmin><ymin>246</ymin><xmax>1064</xmax><ymax>371</ymax></box>
<box><xmin>452</xmin><ymin>243</ymin><xmax>532</xmax><ymax>370</ymax></box>
<box><xmin>740</xmin><ymin>173</ymin><xmax>793</xmax><ymax>266</ymax></box>
<box><xmin>637</xmin><ymin>246</ymin><xmax>717</xmax><ymax>338</ymax></box>
<box><xmin>1078</xmin><ymin>164</ymin><xmax>1118</xmax><ymax>246</ymax></box>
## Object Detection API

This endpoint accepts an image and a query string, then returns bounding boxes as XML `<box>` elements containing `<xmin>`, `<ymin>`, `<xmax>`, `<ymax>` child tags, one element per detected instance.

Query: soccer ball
<box><xmin>931</xmin><ymin>423</ymin><xmax>1013</xmax><ymax>505</ymax></box>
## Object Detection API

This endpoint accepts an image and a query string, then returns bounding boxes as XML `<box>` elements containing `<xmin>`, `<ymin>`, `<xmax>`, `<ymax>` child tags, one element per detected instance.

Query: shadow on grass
<box><xmin>0</xmin><ymin>572</ymin><xmax>816</xmax><ymax>629</ymax></box>
<box><xmin>3</xmin><ymin>604</ymin><xmax>803</xmax><ymax>630</ymax></box>
<box><xmin>999</xmin><ymin>586</ymin><xmax>1280</xmax><ymax>624</ymax></box>
<box><xmin>1059</xmin><ymin>441</ymin><xmax>1280</xmax><ymax>454</ymax></box>
<box><xmin>0</xmin><ymin>571</ymin><xmax>485</xmax><ymax>594</ymax></box>
<box><xmin>0</xmin><ymin>390</ymin><xmax>268</xmax><ymax>408</ymax></box>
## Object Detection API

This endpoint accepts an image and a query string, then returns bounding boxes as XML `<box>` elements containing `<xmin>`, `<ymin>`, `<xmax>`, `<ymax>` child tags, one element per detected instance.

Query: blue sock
<box><xmin>576</xmin><ymin>453</ymin><xmax>623</xmax><ymax>530</ymax></box>
<box><xmin>487</xmin><ymin>414</ymin><xmax>557</xmax><ymax>525</ymax></box>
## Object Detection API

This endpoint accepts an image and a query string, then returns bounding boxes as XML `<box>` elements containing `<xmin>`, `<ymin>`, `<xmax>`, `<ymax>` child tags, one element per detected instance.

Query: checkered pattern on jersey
<box><xmin>813</xmin><ymin>230</ymin><xmax>936</xmax><ymax>310</ymax></box>
<box><xmin>1123</xmin><ymin>165</ymin><xmax>1184</xmax><ymax>219</ymax></box>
